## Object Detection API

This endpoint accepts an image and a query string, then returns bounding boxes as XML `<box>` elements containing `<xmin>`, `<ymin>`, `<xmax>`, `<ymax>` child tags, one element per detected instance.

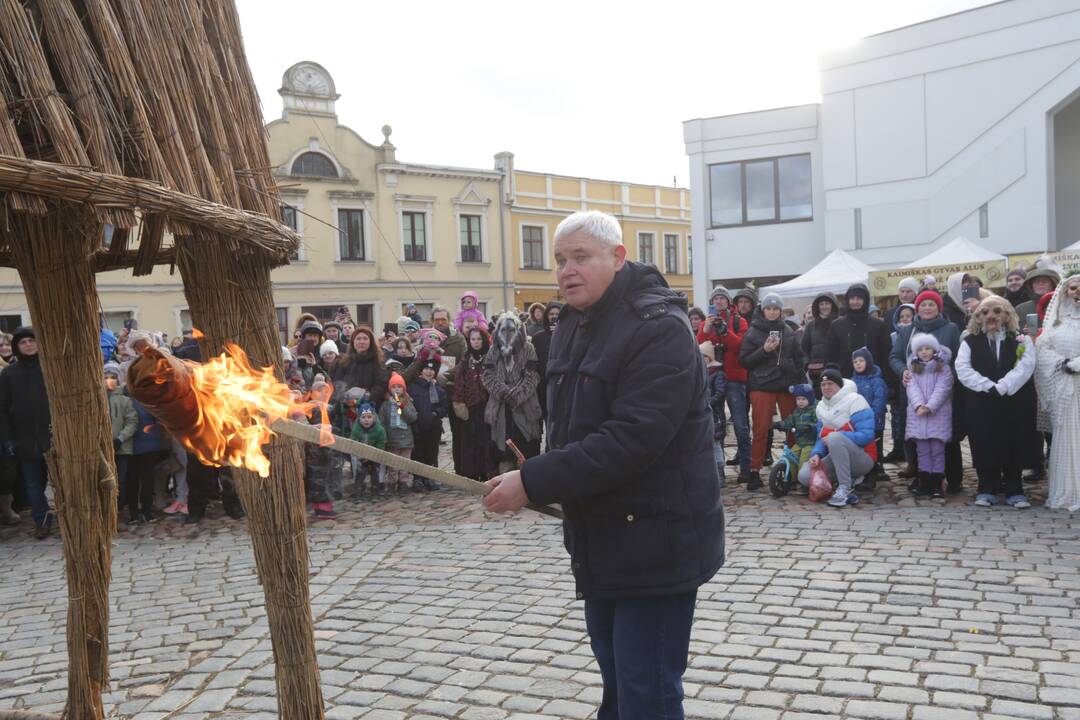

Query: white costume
<box><xmin>1035</xmin><ymin>276</ymin><xmax>1080</xmax><ymax>511</ymax></box>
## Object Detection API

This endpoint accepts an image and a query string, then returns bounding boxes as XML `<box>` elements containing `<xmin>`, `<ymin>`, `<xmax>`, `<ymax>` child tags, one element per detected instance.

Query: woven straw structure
<box><xmin>0</xmin><ymin>1</ymin><xmax>321</xmax><ymax>718</ymax></box>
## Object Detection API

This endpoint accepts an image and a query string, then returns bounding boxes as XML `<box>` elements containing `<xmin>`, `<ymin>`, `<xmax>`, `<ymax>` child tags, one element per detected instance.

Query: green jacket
<box><xmin>108</xmin><ymin>389</ymin><xmax>138</xmax><ymax>455</ymax></box>
<box><xmin>350</xmin><ymin>416</ymin><xmax>387</xmax><ymax>451</ymax></box>
<box><xmin>776</xmin><ymin>403</ymin><xmax>818</xmax><ymax>448</ymax></box>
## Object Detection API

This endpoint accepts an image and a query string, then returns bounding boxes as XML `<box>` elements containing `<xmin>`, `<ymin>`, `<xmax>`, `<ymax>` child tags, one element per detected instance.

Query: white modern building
<box><xmin>685</xmin><ymin>0</ymin><xmax>1080</xmax><ymax>301</ymax></box>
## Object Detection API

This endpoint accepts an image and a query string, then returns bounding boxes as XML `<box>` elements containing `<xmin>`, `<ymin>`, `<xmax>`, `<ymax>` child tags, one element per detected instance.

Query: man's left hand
<box><xmin>483</xmin><ymin>470</ymin><xmax>529</xmax><ymax>513</ymax></box>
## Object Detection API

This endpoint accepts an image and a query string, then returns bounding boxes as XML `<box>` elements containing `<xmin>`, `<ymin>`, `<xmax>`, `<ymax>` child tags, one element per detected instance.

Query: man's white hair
<box><xmin>554</xmin><ymin>210</ymin><xmax>622</xmax><ymax>248</ymax></box>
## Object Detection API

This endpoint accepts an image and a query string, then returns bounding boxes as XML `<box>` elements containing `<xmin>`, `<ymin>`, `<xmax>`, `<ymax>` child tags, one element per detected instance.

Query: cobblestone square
<box><xmin>2</xmin><ymin>446</ymin><xmax>1080</xmax><ymax>719</ymax></box>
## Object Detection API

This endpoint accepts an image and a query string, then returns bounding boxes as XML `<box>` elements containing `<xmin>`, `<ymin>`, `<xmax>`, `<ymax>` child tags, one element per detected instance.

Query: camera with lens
<box><xmin>713</xmin><ymin>317</ymin><xmax>727</xmax><ymax>336</ymax></box>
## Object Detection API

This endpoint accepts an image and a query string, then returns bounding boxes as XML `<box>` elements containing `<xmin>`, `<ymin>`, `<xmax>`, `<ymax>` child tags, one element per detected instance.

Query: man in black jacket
<box><xmin>484</xmin><ymin>210</ymin><xmax>724</xmax><ymax>720</ymax></box>
<box><xmin>0</xmin><ymin>327</ymin><xmax>52</xmax><ymax>538</ymax></box>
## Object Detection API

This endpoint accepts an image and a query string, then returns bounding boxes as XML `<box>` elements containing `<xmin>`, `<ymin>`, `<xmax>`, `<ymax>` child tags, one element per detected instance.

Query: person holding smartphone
<box><xmin>739</xmin><ymin>293</ymin><xmax>806</xmax><ymax>490</ymax></box>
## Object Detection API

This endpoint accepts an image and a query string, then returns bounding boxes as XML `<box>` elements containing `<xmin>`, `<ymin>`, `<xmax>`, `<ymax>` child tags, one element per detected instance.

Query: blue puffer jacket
<box><xmin>131</xmin><ymin>397</ymin><xmax>167</xmax><ymax>454</ymax></box>
<box><xmin>522</xmin><ymin>262</ymin><xmax>725</xmax><ymax>600</ymax></box>
<box><xmin>852</xmin><ymin>364</ymin><xmax>888</xmax><ymax>437</ymax></box>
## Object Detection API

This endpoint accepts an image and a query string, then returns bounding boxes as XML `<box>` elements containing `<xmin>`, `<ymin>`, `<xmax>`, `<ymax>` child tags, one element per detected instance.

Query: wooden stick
<box><xmin>269</xmin><ymin>419</ymin><xmax>564</xmax><ymax>520</ymax></box>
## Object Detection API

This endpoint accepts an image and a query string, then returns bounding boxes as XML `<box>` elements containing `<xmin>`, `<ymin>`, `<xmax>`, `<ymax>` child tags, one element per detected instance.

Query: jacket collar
<box><xmin>579</xmin><ymin>263</ymin><xmax>634</xmax><ymax>327</ymax></box>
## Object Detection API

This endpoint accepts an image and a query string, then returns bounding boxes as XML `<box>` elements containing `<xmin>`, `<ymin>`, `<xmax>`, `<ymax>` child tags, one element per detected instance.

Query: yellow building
<box><xmin>0</xmin><ymin>60</ymin><xmax>692</xmax><ymax>340</ymax></box>
<box><xmin>505</xmin><ymin>157</ymin><xmax>693</xmax><ymax>310</ymax></box>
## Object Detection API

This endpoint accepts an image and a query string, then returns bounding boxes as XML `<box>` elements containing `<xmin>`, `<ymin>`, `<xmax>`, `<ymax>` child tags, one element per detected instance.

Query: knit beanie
<box><xmin>1007</xmin><ymin>268</ymin><xmax>1026</xmax><ymax>282</ymax></box>
<box><xmin>914</xmin><ymin>290</ymin><xmax>943</xmax><ymax>311</ymax></box>
<box><xmin>761</xmin><ymin>293</ymin><xmax>783</xmax><ymax>311</ymax></box>
<box><xmin>358</xmin><ymin>402</ymin><xmax>376</xmax><ymax>418</ymax></box>
<box><xmin>820</xmin><ymin>368</ymin><xmax>843</xmax><ymax>387</ymax></box>
<box><xmin>388</xmin><ymin>372</ymin><xmax>406</xmax><ymax>391</ymax></box>
<box><xmin>709</xmin><ymin>286</ymin><xmax>731</xmax><ymax>304</ymax></box>
<box><xmin>319</xmin><ymin>340</ymin><xmax>339</xmax><ymax>358</ymax></box>
<box><xmin>851</xmin><ymin>346</ymin><xmax>874</xmax><ymax>370</ymax></box>
<box><xmin>898</xmin><ymin>277</ymin><xmax>920</xmax><ymax>294</ymax></box>
<box><xmin>103</xmin><ymin>361</ymin><xmax>121</xmax><ymax>378</ymax></box>
<box><xmin>923</xmin><ymin>275</ymin><xmax>936</xmax><ymax>286</ymax></box>
<box><xmin>788</xmin><ymin>383</ymin><xmax>815</xmax><ymax>404</ymax></box>
<box><xmin>345</xmin><ymin>387</ymin><xmax>367</xmax><ymax>404</ymax></box>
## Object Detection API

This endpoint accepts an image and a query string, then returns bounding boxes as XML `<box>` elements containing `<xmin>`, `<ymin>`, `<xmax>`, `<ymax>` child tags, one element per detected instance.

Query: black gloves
<box><xmin>113</xmin><ymin>437</ymin><xmax>122</xmax><ymax>451</ymax></box>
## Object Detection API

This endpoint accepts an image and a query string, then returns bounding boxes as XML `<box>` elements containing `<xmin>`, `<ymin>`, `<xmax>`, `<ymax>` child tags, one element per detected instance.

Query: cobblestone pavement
<box><xmin>2</xmin><ymin>442</ymin><xmax>1080</xmax><ymax>719</ymax></box>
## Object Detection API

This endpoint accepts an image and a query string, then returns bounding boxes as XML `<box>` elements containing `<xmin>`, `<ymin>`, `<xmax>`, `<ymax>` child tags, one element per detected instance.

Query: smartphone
<box><xmin>769</xmin><ymin>330</ymin><xmax>780</xmax><ymax>341</ymax></box>
<box><xmin>296</xmin><ymin>337</ymin><xmax>315</xmax><ymax>357</ymax></box>
<box><xmin>1025</xmin><ymin>313</ymin><xmax>1039</xmax><ymax>332</ymax></box>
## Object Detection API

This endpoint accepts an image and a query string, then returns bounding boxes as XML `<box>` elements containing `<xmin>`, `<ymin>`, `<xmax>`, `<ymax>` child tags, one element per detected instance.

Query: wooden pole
<box><xmin>175</xmin><ymin>231</ymin><xmax>324</xmax><ymax>719</ymax></box>
<box><xmin>6</xmin><ymin>207</ymin><xmax>115</xmax><ymax>720</ymax></box>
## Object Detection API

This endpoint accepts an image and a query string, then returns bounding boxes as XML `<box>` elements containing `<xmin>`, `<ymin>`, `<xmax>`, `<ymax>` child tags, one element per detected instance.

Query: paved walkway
<box><xmin>2</xmin><ymin>456</ymin><xmax>1080</xmax><ymax>719</ymax></box>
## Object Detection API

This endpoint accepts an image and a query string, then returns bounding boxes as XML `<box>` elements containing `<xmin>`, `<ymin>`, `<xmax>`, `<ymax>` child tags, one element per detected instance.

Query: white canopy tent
<box><xmin>1063</xmin><ymin>239</ymin><xmax>1080</xmax><ymax>251</ymax></box>
<box><xmin>760</xmin><ymin>249</ymin><xmax>876</xmax><ymax>313</ymax></box>
<box><xmin>903</xmin><ymin>236</ymin><xmax>1005</xmax><ymax>267</ymax></box>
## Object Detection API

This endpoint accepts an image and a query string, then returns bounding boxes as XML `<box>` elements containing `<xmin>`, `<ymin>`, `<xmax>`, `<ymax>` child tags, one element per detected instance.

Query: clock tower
<box><xmin>279</xmin><ymin>61</ymin><xmax>339</xmax><ymax>117</ymax></box>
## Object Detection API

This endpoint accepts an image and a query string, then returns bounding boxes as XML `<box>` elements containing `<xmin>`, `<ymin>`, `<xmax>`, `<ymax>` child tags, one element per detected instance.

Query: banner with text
<box><xmin>1007</xmin><ymin>251</ymin><xmax>1080</xmax><ymax>277</ymax></box>
<box><xmin>869</xmin><ymin>260</ymin><xmax>1007</xmax><ymax>298</ymax></box>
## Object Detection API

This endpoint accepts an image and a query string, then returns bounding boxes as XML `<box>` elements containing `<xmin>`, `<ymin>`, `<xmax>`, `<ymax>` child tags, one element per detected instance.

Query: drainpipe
<box><xmin>495</xmin><ymin>152</ymin><xmax>514</xmax><ymax>311</ymax></box>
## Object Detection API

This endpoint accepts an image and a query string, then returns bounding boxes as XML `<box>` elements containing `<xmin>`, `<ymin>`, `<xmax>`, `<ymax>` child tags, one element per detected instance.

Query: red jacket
<box><xmin>696</xmin><ymin>309</ymin><xmax>747</xmax><ymax>383</ymax></box>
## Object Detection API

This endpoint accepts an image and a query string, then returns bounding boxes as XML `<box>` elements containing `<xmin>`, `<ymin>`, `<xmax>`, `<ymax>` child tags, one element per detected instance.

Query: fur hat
<box><xmin>319</xmin><ymin>340</ymin><xmax>339</xmax><ymax>358</ymax></box>
<box><xmin>820</xmin><ymin>368</ymin><xmax>843</xmax><ymax>387</ymax></box>
<box><xmin>923</xmin><ymin>275</ymin><xmax>937</xmax><ymax>286</ymax></box>
<box><xmin>789</xmin><ymin>383</ymin><xmax>815</xmax><ymax>404</ymax></box>
<box><xmin>699</xmin><ymin>341</ymin><xmax>717</xmax><ymax>364</ymax></box>
<box><xmin>851</xmin><ymin>346</ymin><xmax>875</xmax><ymax>369</ymax></box>
<box><xmin>761</xmin><ymin>293</ymin><xmax>783</xmax><ymax>311</ymax></box>
<box><xmin>898</xmin><ymin>277</ymin><xmax>920</xmax><ymax>294</ymax></box>
<box><xmin>909</xmin><ymin>332</ymin><xmax>943</xmax><ymax>355</ymax></box>
<box><xmin>103</xmin><ymin>361</ymin><xmax>121</xmax><ymax>378</ymax></box>
<box><xmin>914</xmin><ymin>290</ymin><xmax>943</xmax><ymax>312</ymax></box>
<box><xmin>298</xmin><ymin>320</ymin><xmax>323</xmax><ymax>337</ymax></box>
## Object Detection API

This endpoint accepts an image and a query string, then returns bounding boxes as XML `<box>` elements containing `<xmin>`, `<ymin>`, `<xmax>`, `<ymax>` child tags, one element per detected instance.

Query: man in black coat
<box><xmin>826</xmin><ymin>284</ymin><xmax>893</xmax><ymax>382</ymax></box>
<box><xmin>0</xmin><ymin>327</ymin><xmax>52</xmax><ymax>538</ymax></box>
<box><xmin>484</xmin><ymin>210</ymin><xmax>724</xmax><ymax>720</ymax></box>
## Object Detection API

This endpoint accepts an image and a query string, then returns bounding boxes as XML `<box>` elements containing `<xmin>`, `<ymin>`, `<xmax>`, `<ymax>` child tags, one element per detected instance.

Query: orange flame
<box><xmin>172</xmin><ymin>340</ymin><xmax>333</xmax><ymax>477</ymax></box>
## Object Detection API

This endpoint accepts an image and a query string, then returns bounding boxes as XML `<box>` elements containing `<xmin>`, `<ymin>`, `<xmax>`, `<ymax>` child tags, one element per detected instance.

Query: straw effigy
<box><xmin>0</xmin><ymin>1</ymin><xmax>320</xmax><ymax>718</ymax></box>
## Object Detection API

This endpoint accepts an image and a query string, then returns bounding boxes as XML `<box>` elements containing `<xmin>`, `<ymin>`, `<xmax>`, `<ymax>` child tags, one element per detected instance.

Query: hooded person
<box><xmin>526</xmin><ymin>302</ymin><xmax>548</xmax><ymax>337</ymax></box>
<box><xmin>943</xmin><ymin>272</ymin><xmax>980</xmax><ymax>328</ymax></box>
<box><xmin>1016</xmin><ymin>262</ymin><xmax>1063</xmax><ymax>333</ymax></box>
<box><xmin>530</xmin><ymin>300</ymin><xmax>563</xmax><ymax>421</ymax></box>
<box><xmin>801</xmin><ymin>291</ymin><xmax>839</xmax><ymax>395</ymax></box>
<box><xmin>732</xmin><ymin>287</ymin><xmax>757</xmax><ymax>325</ymax></box>
<box><xmin>825</xmin><ymin>283</ymin><xmax>893</xmax><ymax>384</ymax></box>
<box><xmin>955</xmin><ymin>296</ymin><xmax>1038</xmax><ymax>508</ymax></box>
<box><xmin>482</xmin><ymin>311</ymin><xmax>543</xmax><ymax>471</ymax></box>
<box><xmin>1035</xmin><ymin>274</ymin><xmax>1080</xmax><ymax>511</ymax></box>
<box><xmin>885</xmin><ymin>278</ymin><xmax>921</xmax><ymax>329</ymax></box>
<box><xmin>738</xmin><ymin>292</ymin><xmax>806</xmax><ymax>489</ymax></box>
<box><xmin>0</xmin><ymin>327</ymin><xmax>52</xmax><ymax>536</ymax></box>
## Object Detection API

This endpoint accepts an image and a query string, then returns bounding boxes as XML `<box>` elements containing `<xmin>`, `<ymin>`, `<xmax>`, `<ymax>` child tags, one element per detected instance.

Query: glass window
<box><xmin>745</xmin><ymin>160</ymin><xmax>776</xmax><ymax>222</ymax></box>
<box><xmin>282</xmin><ymin>205</ymin><xmax>300</xmax><ymax>261</ymax></box>
<box><xmin>0</xmin><ymin>315</ymin><xmax>22</xmax><ymax>334</ymax></box>
<box><xmin>401</xmin><ymin>303</ymin><xmax>433</xmax><ymax>321</ymax></box>
<box><xmin>709</xmin><ymin>154</ymin><xmax>813</xmax><ymax>227</ymax></box>
<box><xmin>709</xmin><ymin>163</ymin><xmax>742</xmax><ymax>226</ymax></box>
<box><xmin>778</xmin><ymin>155</ymin><xmax>812</xmax><ymax>220</ymax></box>
<box><xmin>291</xmin><ymin>152</ymin><xmax>337</xmax><ymax>177</ymax></box>
<box><xmin>664</xmin><ymin>234</ymin><xmax>679</xmax><ymax>274</ymax></box>
<box><xmin>338</xmin><ymin>209</ymin><xmax>365</xmax><ymax>261</ymax></box>
<box><xmin>460</xmin><ymin>214</ymin><xmax>482</xmax><ymax>262</ymax></box>
<box><xmin>102</xmin><ymin>311</ymin><xmax>133</xmax><ymax>334</ymax></box>
<box><xmin>355</xmin><ymin>304</ymin><xmax>374</xmax><ymax>328</ymax></box>
<box><xmin>276</xmin><ymin>308</ymin><xmax>289</xmax><ymax>346</ymax></box>
<box><xmin>522</xmin><ymin>225</ymin><xmax>545</xmax><ymax>270</ymax></box>
<box><xmin>402</xmin><ymin>211</ymin><xmax>427</xmax><ymax>262</ymax></box>
<box><xmin>638</xmin><ymin>233</ymin><xmax>655</xmax><ymax>266</ymax></box>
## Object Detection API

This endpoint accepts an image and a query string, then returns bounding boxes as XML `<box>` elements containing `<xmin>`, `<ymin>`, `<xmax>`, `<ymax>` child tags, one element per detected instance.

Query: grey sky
<box><xmin>236</xmin><ymin>0</ymin><xmax>994</xmax><ymax>188</ymax></box>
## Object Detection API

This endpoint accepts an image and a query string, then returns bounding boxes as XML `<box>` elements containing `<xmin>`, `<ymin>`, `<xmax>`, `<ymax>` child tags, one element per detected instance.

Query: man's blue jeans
<box><xmin>584</xmin><ymin>591</ymin><xmax>697</xmax><ymax>720</ymax></box>
<box><xmin>21</xmin><ymin>459</ymin><xmax>49</xmax><ymax>528</ymax></box>
<box><xmin>726</xmin><ymin>381</ymin><xmax>751</xmax><ymax>474</ymax></box>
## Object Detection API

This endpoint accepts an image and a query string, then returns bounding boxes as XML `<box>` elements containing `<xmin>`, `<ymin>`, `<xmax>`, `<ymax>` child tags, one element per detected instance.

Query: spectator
<box><xmin>700</xmin><ymin>341</ymin><xmax>727</xmax><ymax>483</ymax></box>
<box><xmin>923</xmin><ymin>275</ymin><xmax>938</xmax><ymax>292</ymax></box>
<box><xmin>454</xmin><ymin>291</ymin><xmax>489</xmax><ymax>334</ymax></box>
<box><xmin>0</xmin><ymin>327</ymin><xmax>52</xmax><ymax>538</ymax></box>
<box><xmin>1017</xmin><ymin>263</ymin><xmax>1062</xmax><ymax>333</ymax></box>
<box><xmin>956</xmin><ymin>296</ymin><xmax>1038</xmax><ymax>509</ymax></box>
<box><xmin>453</xmin><ymin>326</ymin><xmax>496</xmax><ymax>481</ymax></box>
<box><xmin>387</xmin><ymin>336</ymin><xmax>416</xmax><ymax>369</ymax></box>
<box><xmin>289</xmin><ymin>312</ymin><xmax>319</xmax><ymax>350</ymax></box>
<box><xmin>408</xmin><ymin>358</ymin><xmax>447</xmax><ymax>491</ymax></box>
<box><xmin>530</xmin><ymin>301</ymin><xmax>562</xmax><ymax>423</ymax></box>
<box><xmin>733</xmin><ymin>288</ymin><xmax>757</xmax><ymax>325</ymax></box>
<box><xmin>1035</xmin><ymin>275</ymin><xmax>1080</xmax><ymax>510</ymax></box>
<box><xmin>484</xmin><ymin>210</ymin><xmax>723</xmax><ymax>719</ymax></box>
<box><xmin>349</xmin><ymin>401</ymin><xmax>386</xmax><ymax>494</ymax></box>
<box><xmin>380</xmin><ymin>372</ymin><xmax>417</xmax><ymax>492</ymax></box>
<box><xmin>294</xmin><ymin>320</ymin><xmax>327</xmax><ymax>388</ymax></box>
<box><xmin>798</xmin><ymin>368</ymin><xmax>876</xmax><ymax>508</ymax></box>
<box><xmin>739</xmin><ymin>292</ymin><xmax>806</xmax><ymax>490</ymax></box>
<box><xmin>405</xmin><ymin>303</ymin><xmax>423</xmax><ymax>326</ymax></box>
<box><xmin>688</xmin><ymin>307</ymin><xmax>707</xmax><ymax>336</ymax></box>
<box><xmin>1004</xmin><ymin>268</ymin><xmax>1030</xmax><ymax>308</ymax></box>
<box><xmin>884</xmin><ymin>277</ymin><xmax>920</xmax><ymax>329</ymax></box>
<box><xmin>100</xmin><ymin>316</ymin><xmax>118</xmax><ymax>364</ymax></box>
<box><xmin>341</xmin><ymin>318</ymin><xmax>356</xmax><ymax>343</ymax></box>
<box><xmin>105</xmin><ymin>361</ymin><xmax>137</xmax><ymax>517</ymax></box>
<box><xmin>868</xmin><ymin>304</ymin><xmax>881</xmax><ymax>320</ymax></box>
<box><xmin>772</xmin><ymin>383</ymin><xmax>818</xmax><ymax>474</ymax></box>
<box><xmin>127</xmin><ymin>394</ymin><xmax>168</xmax><ymax>525</ymax></box>
<box><xmin>890</xmin><ymin>290</ymin><xmax>963</xmax><ymax>491</ymax></box>
<box><xmin>826</xmin><ymin>284</ymin><xmax>892</xmax><ymax>382</ymax></box>
<box><xmin>943</xmin><ymin>272</ymin><xmax>981</xmax><ymax>328</ymax></box>
<box><xmin>483</xmin><ymin>312</ymin><xmax>543</xmax><ymax>471</ymax></box>
<box><xmin>851</xmin><ymin>346</ymin><xmax>888</xmax><ymax>484</ymax></box>
<box><xmin>0</xmin><ymin>333</ymin><xmax>12</xmax><ymax>366</ymax></box>
<box><xmin>334</xmin><ymin>326</ymin><xmax>388</xmax><ymax>408</ymax></box>
<box><xmin>305</xmin><ymin>378</ymin><xmax>340</xmax><ymax>518</ymax></box>
<box><xmin>884</xmin><ymin>303</ymin><xmax>916</xmax><ymax>465</ymax></box>
<box><xmin>323</xmin><ymin>321</ymin><xmax>347</xmax><ymax>353</ymax></box>
<box><xmin>801</xmin><ymin>292</ymin><xmax>838</xmax><ymax>396</ymax></box>
<box><xmin>905</xmin><ymin>334</ymin><xmax>954</xmax><ymax>498</ymax></box>
<box><xmin>319</xmin><ymin>340</ymin><xmax>340</xmax><ymax>379</ymax></box>
<box><xmin>697</xmin><ymin>286</ymin><xmax>751</xmax><ymax>484</ymax></box>
<box><xmin>427</xmin><ymin>305</ymin><xmax>467</xmax><ymax>472</ymax></box>
<box><xmin>526</xmin><ymin>303</ymin><xmax>547</xmax><ymax>337</ymax></box>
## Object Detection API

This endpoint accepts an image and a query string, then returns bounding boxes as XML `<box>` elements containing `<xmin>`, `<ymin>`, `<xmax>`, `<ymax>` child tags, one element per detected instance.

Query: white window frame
<box><xmin>331</xmin><ymin>198</ymin><xmax>373</xmax><ymax>262</ymax></box>
<box><xmin>455</xmin><ymin>211</ymin><xmax>487</xmax><ymax>264</ymax></box>
<box><xmin>663</xmin><ymin>232</ymin><xmax>680</xmax><ymax>274</ymax></box>
<box><xmin>519</xmin><ymin>222</ymin><xmax>549</xmax><ymax>271</ymax></box>
<box><xmin>280</xmin><ymin>193</ymin><xmax>306</xmax><ymax>262</ymax></box>
<box><xmin>395</xmin><ymin>196</ymin><xmax>436</xmax><ymax>264</ymax></box>
<box><xmin>282</xmin><ymin>146</ymin><xmax>346</xmax><ymax>179</ymax></box>
<box><xmin>637</xmin><ymin>231</ymin><xmax>656</xmax><ymax>266</ymax></box>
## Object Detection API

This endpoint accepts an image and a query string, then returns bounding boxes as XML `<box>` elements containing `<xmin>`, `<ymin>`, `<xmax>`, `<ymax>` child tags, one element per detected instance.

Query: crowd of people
<box><xmin>0</xmin><ymin>291</ymin><xmax>563</xmax><ymax>537</ymax></box>
<box><xmin>692</xmin><ymin>259</ymin><xmax>1080</xmax><ymax>511</ymax></box>
<box><xmin>2</xmin><ymin>253</ymin><xmax>1079</xmax><ymax>540</ymax></box>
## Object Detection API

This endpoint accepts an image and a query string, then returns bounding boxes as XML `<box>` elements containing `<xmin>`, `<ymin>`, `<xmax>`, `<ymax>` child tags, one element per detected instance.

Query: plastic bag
<box><xmin>808</xmin><ymin>466</ymin><xmax>833</xmax><ymax>503</ymax></box>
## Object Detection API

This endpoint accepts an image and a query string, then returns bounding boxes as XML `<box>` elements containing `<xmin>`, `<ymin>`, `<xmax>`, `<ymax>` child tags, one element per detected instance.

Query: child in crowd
<box><xmin>105</xmin><ymin>362</ymin><xmax>137</xmax><ymax>519</ymax></box>
<box><xmin>772</xmin><ymin>383</ymin><xmax>818</xmax><ymax>477</ymax></box>
<box><xmin>852</xmin><ymin>347</ymin><xmax>888</xmax><ymax>485</ymax></box>
<box><xmin>906</xmin><ymin>334</ymin><xmax>954</xmax><ymax>498</ymax></box>
<box><xmin>380</xmin><ymin>372</ymin><xmax>417</xmax><ymax>491</ymax></box>
<box><xmin>699</xmin><ymin>341</ymin><xmax>727</xmax><ymax>484</ymax></box>
<box><xmin>320</xmin><ymin>340</ymin><xmax>340</xmax><ymax>378</ymax></box>
<box><xmin>388</xmin><ymin>337</ymin><xmax>416</xmax><ymax>369</ymax></box>
<box><xmin>408</xmin><ymin>358</ymin><xmax>448</xmax><ymax>491</ymax></box>
<box><xmin>306</xmin><ymin>378</ymin><xmax>341</xmax><ymax>518</ymax></box>
<box><xmin>350</xmin><ymin>402</ymin><xmax>387</xmax><ymax>495</ymax></box>
<box><xmin>454</xmin><ymin>290</ymin><xmax>489</xmax><ymax>334</ymax></box>
<box><xmin>889</xmin><ymin>304</ymin><xmax>916</xmax><ymax>472</ymax></box>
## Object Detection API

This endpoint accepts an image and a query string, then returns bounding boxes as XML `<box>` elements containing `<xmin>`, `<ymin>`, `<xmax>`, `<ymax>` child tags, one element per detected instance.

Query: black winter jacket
<box><xmin>521</xmin><ymin>262</ymin><xmax>725</xmax><ymax>600</ymax></box>
<box><xmin>825</xmin><ymin>284</ymin><xmax>894</xmax><ymax>383</ymax></box>
<box><xmin>335</xmin><ymin>355</ymin><xmax>388</xmax><ymax>406</ymax></box>
<box><xmin>0</xmin><ymin>355</ymin><xmax>51</xmax><ymax>461</ymax></box>
<box><xmin>739</xmin><ymin>309</ymin><xmax>806</xmax><ymax>392</ymax></box>
<box><xmin>801</xmin><ymin>292</ymin><xmax>838</xmax><ymax>364</ymax></box>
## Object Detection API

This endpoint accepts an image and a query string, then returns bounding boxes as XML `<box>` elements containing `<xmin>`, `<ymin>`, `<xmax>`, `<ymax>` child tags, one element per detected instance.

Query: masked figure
<box><xmin>482</xmin><ymin>311</ymin><xmax>542</xmax><ymax>472</ymax></box>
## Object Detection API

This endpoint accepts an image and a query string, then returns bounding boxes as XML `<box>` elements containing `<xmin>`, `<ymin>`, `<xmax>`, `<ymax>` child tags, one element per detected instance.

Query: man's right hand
<box><xmin>903</xmin><ymin>370</ymin><xmax>912</xmax><ymax>386</ymax></box>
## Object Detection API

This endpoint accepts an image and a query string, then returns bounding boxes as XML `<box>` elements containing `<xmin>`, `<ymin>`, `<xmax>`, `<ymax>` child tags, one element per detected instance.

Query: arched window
<box><xmin>291</xmin><ymin>152</ymin><xmax>337</xmax><ymax>178</ymax></box>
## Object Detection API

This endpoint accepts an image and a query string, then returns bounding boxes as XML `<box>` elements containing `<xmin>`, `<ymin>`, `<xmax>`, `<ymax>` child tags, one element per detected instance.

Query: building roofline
<box><xmin>681</xmin><ymin>101</ymin><xmax>820</xmax><ymax>126</ymax></box>
<box><xmin>514</xmin><ymin>167</ymin><xmax>688</xmax><ymax>191</ymax></box>
<box><xmin>862</xmin><ymin>0</ymin><xmax>1008</xmax><ymax>40</ymax></box>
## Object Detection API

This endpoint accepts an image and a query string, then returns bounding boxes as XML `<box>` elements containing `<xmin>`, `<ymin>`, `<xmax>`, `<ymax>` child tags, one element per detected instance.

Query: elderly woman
<box><xmin>1035</xmin><ymin>274</ymin><xmax>1080</xmax><ymax>510</ymax></box>
<box><xmin>956</xmin><ymin>296</ymin><xmax>1038</xmax><ymax>508</ymax></box>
